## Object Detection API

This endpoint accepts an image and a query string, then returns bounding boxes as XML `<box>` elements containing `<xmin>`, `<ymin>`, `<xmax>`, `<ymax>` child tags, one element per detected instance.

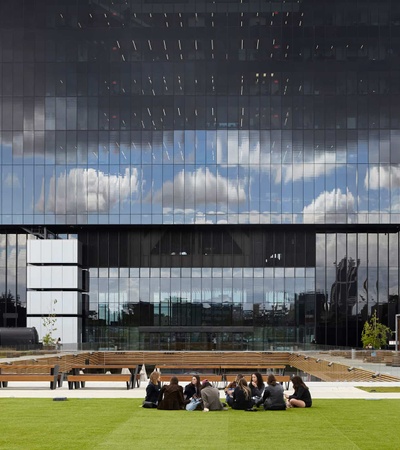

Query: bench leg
<box><xmin>2</xmin><ymin>382</ymin><xmax>8</xmax><ymax>388</ymax></box>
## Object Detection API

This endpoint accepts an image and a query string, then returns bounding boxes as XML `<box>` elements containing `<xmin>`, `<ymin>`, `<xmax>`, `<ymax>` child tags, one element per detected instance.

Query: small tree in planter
<box><xmin>42</xmin><ymin>299</ymin><xmax>58</xmax><ymax>347</ymax></box>
<box><xmin>361</xmin><ymin>310</ymin><xmax>392</xmax><ymax>349</ymax></box>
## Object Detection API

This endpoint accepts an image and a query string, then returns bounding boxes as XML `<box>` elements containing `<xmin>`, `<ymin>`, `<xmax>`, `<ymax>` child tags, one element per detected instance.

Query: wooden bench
<box><xmin>67</xmin><ymin>374</ymin><xmax>133</xmax><ymax>390</ymax></box>
<box><xmin>73</xmin><ymin>351</ymin><xmax>291</xmax><ymax>371</ymax></box>
<box><xmin>220</xmin><ymin>365</ymin><xmax>286</xmax><ymax>374</ymax></box>
<box><xmin>159</xmin><ymin>374</ymin><xmax>224</xmax><ymax>387</ymax></box>
<box><xmin>0</xmin><ymin>364</ymin><xmax>60</xmax><ymax>390</ymax></box>
<box><xmin>156</xmin><ymin>365</ymin><xmax>225</xmax><ymax>387</ymax></box>
<box><xmin>274</xmin><ymin>375</ymin><xmax>291</xmax><ymax>390</ymax></box>
<box><xmin>67</xmin><ymin>365</ymin><xmax>138</xmax><ymax>389</ymax></box>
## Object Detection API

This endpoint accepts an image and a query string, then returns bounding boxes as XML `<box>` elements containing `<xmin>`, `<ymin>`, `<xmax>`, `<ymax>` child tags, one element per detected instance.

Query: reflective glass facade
<box><xmin>1</xmin><ymin>0</ymin><xmax>400</xmax><ymax>349</ymax></box>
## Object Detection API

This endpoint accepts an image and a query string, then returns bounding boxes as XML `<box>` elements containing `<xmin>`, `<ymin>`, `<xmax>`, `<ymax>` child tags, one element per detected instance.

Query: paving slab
<box><xmin>1</xmin><ymin>381</ymin><xmax>400</xmax><ymax>400</ymax></box>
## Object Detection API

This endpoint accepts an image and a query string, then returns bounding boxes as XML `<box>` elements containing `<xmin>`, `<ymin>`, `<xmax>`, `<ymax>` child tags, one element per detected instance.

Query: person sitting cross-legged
<box><xmin>249</xmin><ymin>372</ymin><xmax>265</xmax><ymax>407</ymax></box>
<box><xmin>262</xmin><ymin>374</ymin><xmax>286</xmax><ymax>411</ymax></box>
<box><xmin>224</xmin><ymin>373</ymin><xmax>243</xmax><ymax>407</ymax></box>
<box><xmin>200</xmin><ymin>380</ymin><xmax>227</xmax><ymax>411</ymax></box>
<box><xmin>232</xmin><ymin>378</ymin><xmax>253</xmax><ymax>410</ymax></box>
<box><xmin>184</xmin><ymin>375</ymin><xmax>203</xmax><ymax>411</ymax></box>
<box><xmin>142</xmin><ymin>371</ymin><xmax>161</xmax><ymax>408</ymax></box>
<box><xmin>157</xmin><ymin>376</ymin><xmax>185</xmax><ymax>410</ymax></box>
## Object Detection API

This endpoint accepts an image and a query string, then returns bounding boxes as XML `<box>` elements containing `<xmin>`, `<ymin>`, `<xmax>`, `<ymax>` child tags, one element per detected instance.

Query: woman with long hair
<box><xmin>184</xmin><ymin>375</ymin><xmax>203</xmax><ymax>411</ymax></box>
<box><xmin>143</xmin><ymin>371</ymin><xmax>161</xmax><ymax>408</ymax></box>
<box><xmin>262</xmin><ymin>374</ymin><xmax>286</xmax><ymax>411</ymax></box>
<box><xmin>249</xmin><ymin>372</ymin><xmax>265</xmax><ymax>406</ymax></box>
<box><xmin>157</xmin><ymin>376</ymin><xmax>185</xmax><ymax>410</ymax></box>
<box><xmin>224</xmin><ymin>373</ymin><xmax>243</xmax><ymax>406</ymax></box>
<box><xmin>285</xmin><ymin>376</ymin><xmax>312</xmax><ymax>408</ymax></box>
<box><xmin>232</xmin><ymin>377</ymin><xmax>253</xmax><ymax>410</ymax></box>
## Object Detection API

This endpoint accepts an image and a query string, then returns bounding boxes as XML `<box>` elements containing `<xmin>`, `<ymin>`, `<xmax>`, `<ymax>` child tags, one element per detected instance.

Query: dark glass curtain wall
<box><xmin>1</xmin><ymin>1</ymin><xmax>400</xmax><ymax>348</ymax></box>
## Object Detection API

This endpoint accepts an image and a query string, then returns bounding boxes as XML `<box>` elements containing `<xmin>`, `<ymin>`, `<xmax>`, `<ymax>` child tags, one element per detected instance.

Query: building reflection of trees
<box><xmin>0</xmin><ymin>290</ymin><xmax>26</xmax><ymax>327</ymax></box>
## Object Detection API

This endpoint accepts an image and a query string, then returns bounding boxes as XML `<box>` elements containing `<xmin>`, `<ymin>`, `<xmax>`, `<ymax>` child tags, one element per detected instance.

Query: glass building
<box><xmin>1</xmin><ymin>0</ymin><xmax>400</xmax><ymax>350</ymax></box>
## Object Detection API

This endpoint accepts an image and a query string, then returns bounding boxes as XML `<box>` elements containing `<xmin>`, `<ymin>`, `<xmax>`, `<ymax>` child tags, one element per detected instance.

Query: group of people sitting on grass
<box><xmin>142</xmin><ymin>371</ymin><xmax>312</xmax><ymax>411</ymax></box>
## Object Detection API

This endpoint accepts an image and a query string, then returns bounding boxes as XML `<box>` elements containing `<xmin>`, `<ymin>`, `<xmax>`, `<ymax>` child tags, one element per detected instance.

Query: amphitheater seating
<box><xmin>5</xmin><ymin>350</ymin><xmax>399</xmax><ymax>386</ymax></box>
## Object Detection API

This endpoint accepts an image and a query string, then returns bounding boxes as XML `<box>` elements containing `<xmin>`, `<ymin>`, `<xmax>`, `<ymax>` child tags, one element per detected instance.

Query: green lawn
<box><xmin>1</xmin><ymin>398</ymin><xmax>399</xmax><ymax>449</ymax></box>
<box><xmin>356</xmin><ymin>386</ymin><xmax>400</xmax><ymax>393</ymax></box>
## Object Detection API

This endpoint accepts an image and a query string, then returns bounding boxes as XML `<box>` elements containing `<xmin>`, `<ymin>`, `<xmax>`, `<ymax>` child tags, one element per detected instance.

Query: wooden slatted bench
<box><xmin>159</xmin><ymin>374</ymin><xmax>224</xmax><ymax>387</ymax></box>
<box><xmin>274</xmin><ymin>375</ymin><xmax>291</xmax><ymax>390</ymax></box>
<box><xmin>157</xmin><ymin>365</ymin><xmax>224</xmax><ymax>387</ymax></box>
<box><xmin>0</xmin><ymin>364</ymin><xmax>60</xmax><ymax>390</ymax></box>
<box><xmin>67</xmin><ymin>374</ymin><xmax>133</xmax><ymax>390</ymax></box>
<box><xmin>67</xmin><ymin>365</ymin><xmax>138</xmax><ymax>389</ymax></box>
<box><xmin>220</xmin><ymin>365</ymin><xmax>286</xmax><ymax>384</ymax></box>
<box><xmin>220</xmin><ymin>365</ymin><xmax>286</xmax><ymax>373</ymax></box>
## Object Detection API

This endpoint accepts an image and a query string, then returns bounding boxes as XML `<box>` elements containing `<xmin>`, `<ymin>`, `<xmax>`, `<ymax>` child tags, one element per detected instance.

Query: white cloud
<box><xmin>281</xmin><ymin>153</ymin><xmax>339</xmax><ymax>184</ymax></box>
<box><xmin>152</xmin><ymin>167</ymin><xmax>246</xmax><ymax>209</ymax></box>
<box><xmin>365</xmin><ymin>165</ymin><xmax>400</xmax><ymax>190</ymax></box>
<box><xmin>302</xmin><ymin>188</ymin><xmax>355</xmax><ymax>223</ymax></box>
<box><xmin>36</xmin><ymin>167</ymin><xmax>139</xmax><ymax>214</ymax></box>
<box><xmin>4</xmin><ymin>173</ymin><xmax>21</xmax><ymax>188</ymax></box>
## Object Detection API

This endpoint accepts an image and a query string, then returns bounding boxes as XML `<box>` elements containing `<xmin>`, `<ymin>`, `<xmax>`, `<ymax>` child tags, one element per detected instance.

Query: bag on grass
<box><xmin>142</xmin><ymin>401</ymin><xmax>156</xmax><ymax>408</ymax></box>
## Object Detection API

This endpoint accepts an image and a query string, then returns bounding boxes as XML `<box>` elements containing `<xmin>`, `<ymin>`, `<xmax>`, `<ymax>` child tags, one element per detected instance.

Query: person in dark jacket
<box><xmin>232</xmin><ymin>378</ymin><xmax>253</xmax><ymax>410</ymax></box>
<box><xmin>143</xmin><ymin>371</ymin><xmax>161</xmax><ymax>407</ymax></box>
<box><xmin>183</xmin><ymin>375</ymin><xmax>202</xmax><ymax>401</ymax></box>
<box><xmin>157</xmin><ymin>376</ymin><xmax>185</xmax><ymax>410</ymax></box>
<box><xmin>262</xmin><ymin>374</ymin><xmax>286</xmax><ymax>411</ymax></box>
<box><xmin>285</xmin><ymin>376</ymin><xmax>312</xmax><ymax>408</ymax></box>
<box><xmin>224</xmin><ymin>373</ymin><xmax>243</xmax><ymax>407</ymax></box>
<box><xmin>249</xmin><ymin>372</ymin><xmax>265</xmax><ymax>406</ymax></box>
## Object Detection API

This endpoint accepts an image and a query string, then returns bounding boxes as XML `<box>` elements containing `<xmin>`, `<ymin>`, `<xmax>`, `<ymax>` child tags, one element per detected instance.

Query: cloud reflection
<box><xmin>303</xmin><ymin>188</ymin><xmax>355</xmax><ymax>223</ymax></box>
<box><xmin>152</xmin><ymin>167</ymin><xmax>246</xmax><ymax>209</ymax></box>
<box><xmin>36</xmin><ymin>167</ymin><xmax>139</xmax><ymax>214</ymax></box>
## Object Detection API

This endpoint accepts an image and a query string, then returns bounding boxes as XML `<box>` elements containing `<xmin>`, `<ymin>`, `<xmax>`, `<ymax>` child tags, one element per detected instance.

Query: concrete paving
<box><xmin>2</xmin><ymin>351</ymin><xmax>400</xmax><ymax>400</ymax></box>
<box><xmin>1</xmin><ymin>380</ymin><xmax>400</xmax><ymax>400</ymax></box>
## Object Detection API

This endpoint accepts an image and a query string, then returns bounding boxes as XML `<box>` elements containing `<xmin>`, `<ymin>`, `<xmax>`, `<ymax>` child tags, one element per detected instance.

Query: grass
<box><xmin>356</xmin><ymin>386</ymin><xmax>400</xmax><ymax>393</ymax></box>
<box><xmin>1</xmin><ymin>398</ymin><xmax>400</xmax><ymax>449</ymax></box>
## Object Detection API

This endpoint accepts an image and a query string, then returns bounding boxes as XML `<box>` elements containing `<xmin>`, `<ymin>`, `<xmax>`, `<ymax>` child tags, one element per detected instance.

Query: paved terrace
<box><xmin>0</xmin><ymin>380</ymin><xmax>400</xmax><ymax>399</ymax></box>
<box><xmin>1</xmin><ymin>349</ymin><xmax>400</xmax><ymax>399</ymax></box>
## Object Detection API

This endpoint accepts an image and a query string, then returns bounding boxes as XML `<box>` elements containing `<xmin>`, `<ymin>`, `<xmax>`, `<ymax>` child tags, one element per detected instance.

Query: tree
<box><xmin>361</xmin><ymin>310</ymin><xmax>392</xmax><ymax>349</ymax></box>
<box><xmin>42</xmin><ymin>299</ymin><xmax>58</xmax><ymax>346</ymax></box>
